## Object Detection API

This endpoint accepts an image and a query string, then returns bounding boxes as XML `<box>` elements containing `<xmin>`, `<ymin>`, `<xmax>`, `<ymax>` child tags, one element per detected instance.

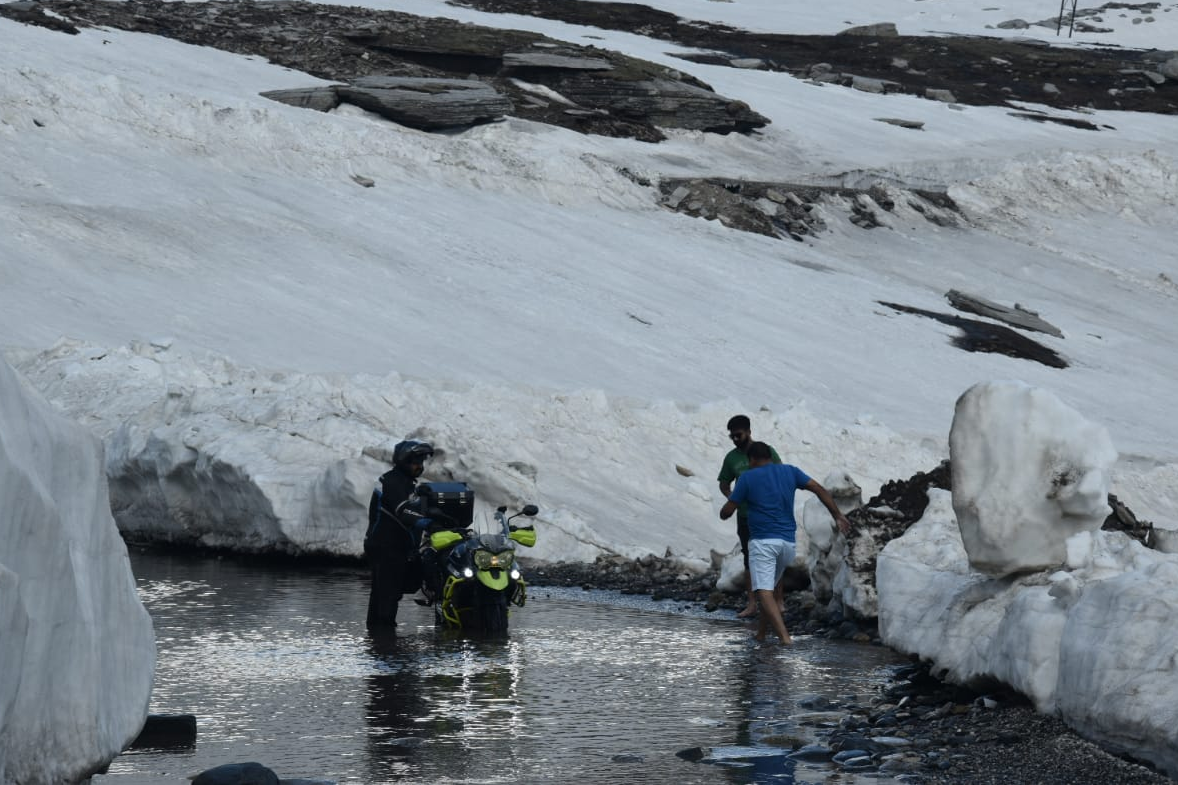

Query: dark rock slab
<box><xmin>502</xmin><ymin>51</ymin><xmax>612</xmax><ymax>70</ymax></box>
<box><xmin>260</xmin><ymin>87</ymin><xmax>340</xmax><ymax>112</ymax></box>
<box><xmin>945</xmin><ymin>289</ymin><xmax>1064</xmax><ymax>338</ymax></box>
<box><xmin>337</xmin><ymin>76</ymin><xmax>512</xmax><ymax>129</ymax></box>
<box><xmin>879</xmin><ymin>301</ymin><xmax>1068</xmax><ymax>367</ymax></box>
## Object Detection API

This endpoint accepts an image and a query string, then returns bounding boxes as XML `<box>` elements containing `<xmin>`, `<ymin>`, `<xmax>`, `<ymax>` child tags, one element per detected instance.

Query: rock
<box><xmin>128</xmin><ymin>713</ymin><xmax>197</xmax><ymax>749</ymax></box>
<box><xmin>851</xmin><ymin>75</ymin><xmax>888</xmax><ymax>93</ymax></box>
<box><xmin>557</xmin><ymin>77</ymin><xmax>768</xmax><ymax>134</ymax></box>
<box><xmin>789</xmin><ymin>743</ymin><xmax>834</xmax><ymax>760</ymax></box>
<box><xmin>838</xmin><ymin>22</ymin><xmax>899</xmax><ymax>36</ymax></box>
<box><xmin>996</xmin><ymin>18</ymin><xmax>1030</xmax><ymax>29</ymax></box>
<box><xmin>192</xmin><ymin>762</ymin><xmax>280</xmax><ymax>785</ymax></box>
<box><xmin>336</xmin><ymin>76</ymin><xmax>512</xmax><ymax>130</ymax></box>
<box><xmin>502</xmin><ymin>51</ymin><xmax>611</xmax><ymax>70</ymax></box>
<box><xmin>875</xmin><ymin>117</ymin><xmax>924</xmax><ymax>129</ymax></box>
<box><xmin>944</xmin><ymin>290</ymin><xmax>1064</xmax><ymax>338</ymax></box>
<box><xmin>925</xmin><ymin>88</ymin><xmax>957</xmax><ymax>103</ymax></box>
<box><xmin>259</xmin><ymin>87</ymin><xmax>340</xmax><ymax>112</ymax></box>
<box><xmin>1160</xmin><ymin>57</ymin><xmax>1178</xmax><ymax>80</ymax></box>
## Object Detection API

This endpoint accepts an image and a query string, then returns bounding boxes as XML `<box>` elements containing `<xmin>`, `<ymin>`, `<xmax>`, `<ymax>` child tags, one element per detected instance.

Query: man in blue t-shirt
<box><xmin>720</xmin><ymin>441</ymin><xmax>852</xmax><ymax>645</ymax></box>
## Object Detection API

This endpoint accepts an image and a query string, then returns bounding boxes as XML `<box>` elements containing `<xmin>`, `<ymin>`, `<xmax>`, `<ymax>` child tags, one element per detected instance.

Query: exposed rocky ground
<box><xmin>454</xmin><ymin>0</ymin><xmax>1178</xmax><ymax>115</ymax></box>
<box><xmin>11</xmin><ymin>0</ymin><xmax>767</xmax><ymax>140</ymax></box>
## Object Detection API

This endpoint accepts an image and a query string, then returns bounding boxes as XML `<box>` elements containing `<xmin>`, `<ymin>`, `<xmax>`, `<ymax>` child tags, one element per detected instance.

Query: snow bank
<box><xmin>12</xmin><ymin>339</ymin><xmax>940</xmax><ymax>565</ymax></box>
<box><xmin>879</xmin><ymin>382</ymin><xmax>1178</xmax><ymax>776</ymax></box>
<box><xmin>0</xmin><ymin>358</ymin><xmax>154</xmax><ymax>785</ymax></box>
<box><xmin>950</xmin><ymin>380</ymin><xmax>1117</xmax><ymax>575</ymax></box>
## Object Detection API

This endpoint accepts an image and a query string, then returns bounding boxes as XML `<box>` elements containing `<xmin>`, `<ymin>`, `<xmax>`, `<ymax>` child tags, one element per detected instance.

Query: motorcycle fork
<box><xmin>510</xmin><ymin>579</ymin><xmax>527</xmax><ymax>608</ymax></box>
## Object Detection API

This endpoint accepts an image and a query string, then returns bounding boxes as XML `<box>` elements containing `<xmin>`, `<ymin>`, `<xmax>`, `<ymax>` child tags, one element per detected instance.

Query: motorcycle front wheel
<box><xmin>477</xmin><ymin>589</ymin><xmax>509</xmax><ymax>638</ymax></box>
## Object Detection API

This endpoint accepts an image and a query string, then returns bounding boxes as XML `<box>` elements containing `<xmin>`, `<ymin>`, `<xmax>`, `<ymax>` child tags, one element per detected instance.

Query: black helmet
<box><xmin>393</xmin><ymin>440</ymin><xmax>434</xmax><ymax>467</ymax></box>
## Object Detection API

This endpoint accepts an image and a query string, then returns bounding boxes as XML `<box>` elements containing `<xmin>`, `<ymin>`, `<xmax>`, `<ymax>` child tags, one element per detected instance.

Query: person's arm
<box><xmin>804</xmin><ymin>478</ymin><xmax>852</xmax><ymax>535</ymax></box>
<box><xmin>720</xmin><ymin>475</ymin><xmax>747</xmax><ymax>520</ymax></box>
<box><xmin>719</xmin><ymin>479</ymin><xmax>733</xmax><ymax>499</ymax></box>
<box><xmin>367</xmin><ymin>488</ymin><xmax>380</xmax><ymax>534</ymax></box>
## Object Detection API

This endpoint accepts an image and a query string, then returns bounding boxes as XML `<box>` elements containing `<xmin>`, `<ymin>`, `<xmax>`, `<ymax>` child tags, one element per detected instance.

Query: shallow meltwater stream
<box><xmin>96</xmin><ymin>550</ymin><xmax>909</xmax><ymax>784</ymax></box>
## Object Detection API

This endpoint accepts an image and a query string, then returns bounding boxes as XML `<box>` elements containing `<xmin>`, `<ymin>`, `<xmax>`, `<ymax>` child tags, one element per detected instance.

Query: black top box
<box><xmin>417</xmin><ymin>482</ymin><xmax>475</xmax><ymax>528</ymax></box>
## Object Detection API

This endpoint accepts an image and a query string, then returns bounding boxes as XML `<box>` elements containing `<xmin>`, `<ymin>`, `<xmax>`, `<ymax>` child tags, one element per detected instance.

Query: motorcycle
<box><xmin>408</xmin><ymin>482</ymin><xmax>538</xmax><ymax>636</ymax></box>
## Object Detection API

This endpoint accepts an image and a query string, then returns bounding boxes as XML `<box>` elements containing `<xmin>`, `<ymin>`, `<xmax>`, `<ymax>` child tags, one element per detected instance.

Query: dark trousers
<box><xmin>367</xmin><ymin>553</ymin><xmax>408</xmax><ymax>628</ymax></box>
<box><xmin>737</xmin><ymin>517</ymin><xmax>751</xmax><ymax>570</ymax></box>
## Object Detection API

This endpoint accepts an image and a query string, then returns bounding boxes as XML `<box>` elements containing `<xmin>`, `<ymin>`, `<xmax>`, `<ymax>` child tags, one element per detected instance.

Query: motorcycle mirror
<box><xmin>521</xmin><ymin>504</ymin><xmax>539</xmax><ymax>517</ymax></box>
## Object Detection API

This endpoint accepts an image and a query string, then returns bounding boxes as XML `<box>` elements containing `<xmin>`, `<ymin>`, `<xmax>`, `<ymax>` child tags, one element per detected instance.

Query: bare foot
<box><xmin>737</xmin><ymin>606</ymin><xmax>758</xmax><ymax>619</ymax></box>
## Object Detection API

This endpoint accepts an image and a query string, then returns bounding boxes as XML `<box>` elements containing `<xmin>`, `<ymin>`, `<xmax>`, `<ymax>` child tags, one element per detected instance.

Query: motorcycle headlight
<box><xmin>462</xmin><ymin>567</ymin><xmax>474</xmax><ymax>578</ymax></box>
<box><xmin>474</xmin><ymin>550</ymin><xmax>514</xmax><ymax>570</ymax></box>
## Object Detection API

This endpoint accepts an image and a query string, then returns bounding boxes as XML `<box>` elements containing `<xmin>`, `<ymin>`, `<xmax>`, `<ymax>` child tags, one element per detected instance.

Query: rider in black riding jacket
<box><xmin>364</xmin><ymin>439</ymin><xmax>434</xmax><ymax>629</ymax></box>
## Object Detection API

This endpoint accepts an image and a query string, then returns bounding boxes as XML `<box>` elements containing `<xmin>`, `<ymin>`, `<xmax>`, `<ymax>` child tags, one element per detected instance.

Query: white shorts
<box><xmin>748</xmin><ymin>538</ymin><xmax>796</xmax><ymax>593</ymax></box>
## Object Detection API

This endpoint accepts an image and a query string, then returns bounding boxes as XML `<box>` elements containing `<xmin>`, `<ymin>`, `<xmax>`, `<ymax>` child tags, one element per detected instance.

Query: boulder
<box><xmin>556</xmin><ymin>76</ymin><xmax>768</xmax><ymax>133</ymax></box>
<box><xmin>337</xmin><ymin>76</ymin><xmax>512</xmax><ymax>130</ymax></box>
<box><xmin>193</xmin><ymin>762</ymin><xmax>279</xmax><ymax>785</ymax></box>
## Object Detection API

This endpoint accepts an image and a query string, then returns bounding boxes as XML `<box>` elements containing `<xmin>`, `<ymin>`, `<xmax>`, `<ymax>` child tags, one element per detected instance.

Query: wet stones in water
<box><xmin>128</xmin><ymin>713</ymin><xmax>197</xmax><ymax>749</ymax></box>
<box><xmin>192</xmin><ymin>762</ymin><xmax>279</xmax><ymax>785</ymax></box>
<box><xmin>192</xmin><ymin>763</ymin><xmax>336</xmax><ymax>785</ymax></box>
<box><xmin>788</xmin><ymin>743</ymin><xmax>835</xmax><ymax>761</ymax></box>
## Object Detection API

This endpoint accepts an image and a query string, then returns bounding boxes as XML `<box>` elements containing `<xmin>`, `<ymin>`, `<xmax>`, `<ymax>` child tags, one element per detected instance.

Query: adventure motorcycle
<box><xmin>409</xmin><ymin>482</ymin><xmax>538</xmax><ymax>636</ymax></box>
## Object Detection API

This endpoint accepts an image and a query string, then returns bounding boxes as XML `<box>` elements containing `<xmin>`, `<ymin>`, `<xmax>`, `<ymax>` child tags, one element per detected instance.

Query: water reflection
<box><xmin>362</xmin><ymin>633</ymin><xmax>528</xmax><ymax>783</ymax></box>
<box><xmin>98</xmin><ymin>550</ymin><xmax>907</xmax><ymax>785</ymax></box>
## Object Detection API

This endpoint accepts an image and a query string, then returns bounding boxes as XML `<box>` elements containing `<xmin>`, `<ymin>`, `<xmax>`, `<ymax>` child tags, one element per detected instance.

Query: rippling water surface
<box><xmin>95</xmin><ymin>550</ymin><xmax>908</xmax><ymax>784</ymax></box>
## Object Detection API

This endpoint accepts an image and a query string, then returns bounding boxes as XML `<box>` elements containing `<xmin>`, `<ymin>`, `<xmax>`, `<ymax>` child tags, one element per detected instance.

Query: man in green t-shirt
<box><xmin>718</xmin><ymin>414</ymin><xmax>783</xmax><ymax>618</ymax></box>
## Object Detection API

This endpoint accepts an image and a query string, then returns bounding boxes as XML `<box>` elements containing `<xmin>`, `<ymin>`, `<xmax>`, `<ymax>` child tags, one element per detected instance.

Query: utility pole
<box><xmin>1057</xmin><ymin>0</ymin><xmax>1079</xmax><ymax>36</ymax></box>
